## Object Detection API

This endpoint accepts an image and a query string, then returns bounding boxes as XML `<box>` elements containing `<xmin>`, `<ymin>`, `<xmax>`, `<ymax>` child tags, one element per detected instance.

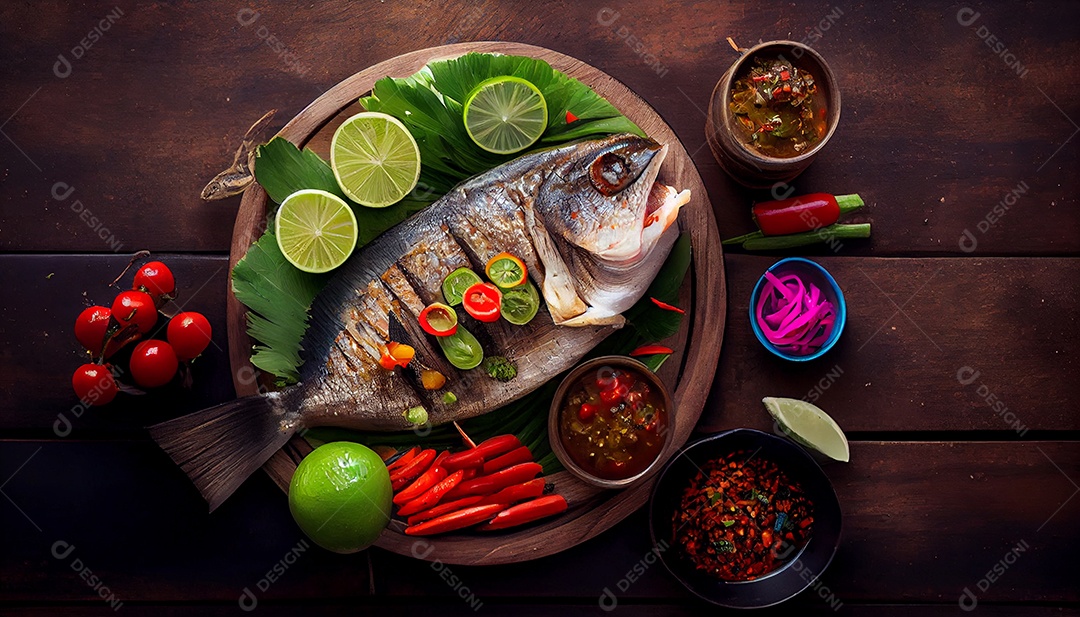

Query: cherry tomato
<box><xmin>72</xmin><ymin>364</ymin><xmax>118</xmax><ymax>406</ymax></box>
<box><xmin>462</xmin><ymin>282</ymin><xmax>502</xmax><ymax>323</ymax></box>
<box><xmin>74</xmin><ymin>306</ymin><xmax>112</xmax><ymax>353</ymax></box>
<box><xmin>111</xmin><ymin>290</ymin><xmax>157</xmax><ymax>334</ymax></box>
<box><xmin>133</xmin><ymin>261</ymin><xmax>175</xmax><ymax>300</ymax></box>
<box><xmin>129</xmin><ymin>340</ymin><xmax>178</xmax><ymax>388</ymax></box>
<box><xmin>167</xmin><ymin>311</ymin><xmax>212</xmax><ymax>360</ymax></box>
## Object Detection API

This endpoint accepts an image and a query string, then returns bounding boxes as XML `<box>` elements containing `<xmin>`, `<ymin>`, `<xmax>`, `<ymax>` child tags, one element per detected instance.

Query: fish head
<box><xmin>531</xmin><ymin>133</ymin><xmax>691</xmax><ymax>324</ymax></box>
<box><xmin>536</xmin><ymin>133</ymin><xmax>683</xmax><ymax>264</ymax></box>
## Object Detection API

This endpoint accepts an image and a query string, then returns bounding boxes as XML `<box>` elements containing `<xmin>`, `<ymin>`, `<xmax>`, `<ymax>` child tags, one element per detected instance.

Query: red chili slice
<box><xmin>565</xmin><ymin>111</ymin><xmax>579</xmax><ymax>123</ymax></box>
<box><xmin>419</xmin><ymin>302</ymin><xmax>459</xmax><ymax>337</ymax></box>
<box><xmin>462</xmin><ymin>282</ymin><xmax>502</xmax><ymax>323</ymax></box>
<box><xmin>478</xmin><ymin>494</ymin><xmax>569</xmax><ymax>531</ymax></box>
<box><xmin>650</xmin><ymin>297</ymin><xmax>685</xmax><ymax>314</ymax></box>
<box><xmin>630</xmin><ymin>344</ymin><xmax>674</xmax><ymax>357</ymax></box>
<box><xmin>403</xmin><ymin>503</ymin><xmax>506</xmax><ymax>536</ymax></box>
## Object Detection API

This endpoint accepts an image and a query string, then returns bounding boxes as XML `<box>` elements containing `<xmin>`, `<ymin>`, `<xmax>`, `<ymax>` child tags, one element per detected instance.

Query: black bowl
<box><xmin>648</xmin><ymin>428</ymin><xmax>842</xmax><ymax>608</ymax></box>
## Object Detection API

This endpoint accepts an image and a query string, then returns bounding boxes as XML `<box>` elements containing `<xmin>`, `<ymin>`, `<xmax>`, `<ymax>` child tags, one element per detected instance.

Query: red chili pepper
<box><xmin>394</xmin><ymin>451</ymin><xmax>448</xmax><ymax>504</ymax></box>
<box><xmin>397</xmin><ymin>470</ymin><xmax>465</xmax><ymax>516</ymax></box>
<box><xmin>461</xmin><ymin>467</ymin><xmax>479</xmax><ymax>481</ymax></box>
<box><xmin>404</xmin><ymin>503</ymin><xmax>505</xmax><ymax>536</ymax></box>
<box><xmin>565</xmin><ymin>110</ymin><xmax>579</xmax><ymax>123</ymax></box>
<box><xmin>630</xmin><ymin>344</ymin><xmax>674</xmax><ymax>357</ymax></box>
<box><xmin>753</xmin><ymin>193</ymin><xmax>863</xmax><ymax>236</ymax></box>
<box><xmin>478</xmin><ymin>495</ymin><xmax>569</xmax><ymax>531</ymax></box>
<box><xmin>476</xmin><ymin>478</ymin><xmax>548</xmax><ymax>506</ymax></box>
<box><xmin>444</xmin><ymin>462</ymin><xmax>542</xmax><ymax>500</ymax></box>
<box><xmin>473</xmin><ymin>434</ymin><xmax>523</xmax><ymax>460</ymax></box>
<box><xmin>650</xmin><ymin>297</ymin><xmax>685</xmax><ymax>314</ymax></box>
<box><xmin>406</xmin><ymin>495</ymin><xmax>485</xmax><ymax>526</ymax></box>
<box><xmin>462</xmin><ymin>282</ymin><xmax>502</xmax><ymax>323</ymax></box>
<box><xmin>578</xmin><ymin>403</ymin><xmax>598</xmax><ymax>422</ymax></box>
<box><xmin>481</xmin><ymin>446</ymin><xmax>533</xmax><ymax>475</ymax></box>
<box><xmin>443</xmin><ymin>448</ymin><xmax>485</xmax><ymax>471</ymax></box>
<box><xmin>418</xmin><ymin>302</ymin><xmax>458</xmax><ymax>337</ymax></box>
<box><xmin>388</xmin><ymin>448</ymin><xmax>436</xmax><ymax>488</ymax></box>
<box><xmin>386</xmin><ymin>446</ymin><xmax>421</xmax><ymax>472</ymax></box>
<box><xmin>780</xmin><ymin>69</ymin><xmax>791</xmax><ymax>81</ymax></box>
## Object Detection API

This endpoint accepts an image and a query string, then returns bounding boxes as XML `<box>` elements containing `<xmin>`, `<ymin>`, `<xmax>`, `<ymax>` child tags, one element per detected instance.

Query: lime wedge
<box><xmin>762</xmin><ymin>397</ymin><xmax>850</xmax><ymax>463</ymax></box>
<box><xmin>442</xmin><ymin>267</ymin><xmax>483</xmax><ymax>306</ymax></box>
<box><xmin>331</xmin><ymin>111</ymin><xmax>421</xmax><ymax>208</ymax></box>
<box><xmin>275</xmin><ymin>189</ymin><xmax>358</xmax><ymax>273</ymax></box>
<box><xmin>501</xmin><ymin>282</ymin><xmax>540</xmax><ymax>325</ymax></box>
<box><xmin>464</xmin><ymin>76</ymin><xmax>548</xmax><ymax>154</ymax></box>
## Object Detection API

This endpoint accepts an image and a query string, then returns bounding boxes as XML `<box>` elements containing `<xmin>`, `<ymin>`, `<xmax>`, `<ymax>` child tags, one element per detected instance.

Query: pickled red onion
<box><xmin>756</xmin><ymin>271</ymin><xmax>835</xmax><ymax>355</ymax></box>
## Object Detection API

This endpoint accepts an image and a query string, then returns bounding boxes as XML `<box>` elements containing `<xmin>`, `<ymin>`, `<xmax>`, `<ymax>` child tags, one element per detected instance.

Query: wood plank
<box><xmin>0</xmin><ymin>1</ymin><xmax>1076</xmax><ymax>255</ymax></box>
<box><xmin>365</xmin><ymin>441</ymin><xmax>1080</xmax><ymax>603</ymax></box>
<box><xmin>2</xmin><ymin>605</ymin><xmax>1077</xmax><ymax>617</ymax></box>
<box><xmin>0</xmin><ymin>255</ymin><xmax>235</xmax><ymax>434</ymax></box>
<box><xmin>0</xmin><ymin>440</ymin><xmax>370</xmax><ymax>603</ymax></box>
<box><xmin>4</xmin><ymin>254</ymin><xmax>1076</xmax><ymax>435</ymax></box>
<box><xmin>702</xmin><ymin>255</ymin><xmax>1080</xmax><ymax>433</ymax></box>
<box><xmin>1</xmin><ymin>440</ymin><xmax>1075</xmax><ymax>605</ymax></box>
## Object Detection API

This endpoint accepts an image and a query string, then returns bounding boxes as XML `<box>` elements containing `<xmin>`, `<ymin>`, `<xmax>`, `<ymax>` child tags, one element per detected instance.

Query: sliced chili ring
<box><xmin>485</xmin><ymin>252</ymin><xmax>527</xmax><ymax>289</ymax></box>
<box><xmin>462</xmin><ymin>282</ymin><xmax>502</xmax><ymax>323</ymax></box>
<box><xmin>419</xmin><ymin>302</ymin><xmax>459</xmax><ymax>337</ymax></box>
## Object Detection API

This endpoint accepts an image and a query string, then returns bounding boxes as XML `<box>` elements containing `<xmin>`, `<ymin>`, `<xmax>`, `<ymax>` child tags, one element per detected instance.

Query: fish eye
<box><xmin>589</xmin><ymin>153</ymin><xmax>633</xmax><ymax>196</ymax></box>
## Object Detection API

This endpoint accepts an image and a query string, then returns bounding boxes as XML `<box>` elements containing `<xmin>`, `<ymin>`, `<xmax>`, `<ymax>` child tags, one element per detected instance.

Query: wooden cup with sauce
<box><xmin>705</xmin><ymin>41</ymin><xmax>841</xmax><ymax>189</ymax></box>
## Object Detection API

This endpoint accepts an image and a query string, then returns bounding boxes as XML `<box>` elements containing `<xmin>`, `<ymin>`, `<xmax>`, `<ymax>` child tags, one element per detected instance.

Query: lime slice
<box><xmin>330</xmin><ymin>111</ymin><xmax>421</xmax><ymax>208</ymax></box>
<box><xmin>464</xmin><ymin>76</ymin><xmax>548</xmax><ymax>154</ymax></box>
<box><xmin>762</xmin><ymin>397</ymin><xmax>850</xmax><ymax>463</ymax></box>
<box><xmin>288</xmin><ymin>442</ymin><xmax>392</xmax><ymax>553</ymax></box>
<box><xmin>501</xmin><ymin>281</ymin><xmax>540</xmax><ymax>325</ymax></box>
<box><xmin>442</xmin><ymin>267</ymin><xmax>483</xmax><ymax>306</ymax></box>
<box><xmin>486</xmin><ymin>252</ymin><xmax>527</xmax><ymax>289</ymax></box>
<box><xmin>275</xmin><ymin>189</ymin><xmax>358</xmax><ymax>273</ymax></box>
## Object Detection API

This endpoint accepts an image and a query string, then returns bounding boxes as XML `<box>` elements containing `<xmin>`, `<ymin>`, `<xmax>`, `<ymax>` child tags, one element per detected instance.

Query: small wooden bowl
<box><xmin>705</xmin><ymin>41</ymin><xmax>841</xmax><ymax>189</ymax></box>
<box><xmin>548</xmin><ymin>356</ymin><xmax>676</xmax><ymax>489</ymax></box>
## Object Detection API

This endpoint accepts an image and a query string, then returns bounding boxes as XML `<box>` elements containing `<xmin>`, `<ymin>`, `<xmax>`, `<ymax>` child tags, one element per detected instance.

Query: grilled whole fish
<box><xmin>151</xmin><ymin>133</ymin><xmax>691</xmax><ymax>510</ymax></box>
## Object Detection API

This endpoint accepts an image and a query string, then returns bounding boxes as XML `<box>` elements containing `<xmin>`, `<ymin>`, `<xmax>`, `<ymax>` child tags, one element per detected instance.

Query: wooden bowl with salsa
<box><xmin>705</xmin><ymin>40</ymin><xmax>841</xmax><ymax>188</ymax></box>
<box><xmin>548</xmin><ymin>356</ymin><xmax>674</xmax><ymax>489</ymax></box>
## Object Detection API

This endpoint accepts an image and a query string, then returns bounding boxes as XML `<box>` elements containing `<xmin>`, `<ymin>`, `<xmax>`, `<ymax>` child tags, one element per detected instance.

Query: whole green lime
<box><xmin>288</xmin><ymin>442</ymin><xmax>392</xmax><ymax>553</ymax></box>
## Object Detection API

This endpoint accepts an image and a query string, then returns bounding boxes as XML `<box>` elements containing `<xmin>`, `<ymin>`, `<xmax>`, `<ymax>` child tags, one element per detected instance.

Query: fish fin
<box><xmin>148</xmin><ymin>393</ymin><xmax>297</xmax><ymax>512</ymax></box>
<box><xmin>555</xmin><ymin>307</ymin><xmax>626</xmax><ymax>328</ymax></box>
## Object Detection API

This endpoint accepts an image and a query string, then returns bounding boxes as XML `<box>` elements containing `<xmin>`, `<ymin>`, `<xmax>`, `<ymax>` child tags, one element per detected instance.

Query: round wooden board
<box><xmin>227</xmin><ymin>42</ymin><xmax>726</xmax><ymax>565</ymax></box>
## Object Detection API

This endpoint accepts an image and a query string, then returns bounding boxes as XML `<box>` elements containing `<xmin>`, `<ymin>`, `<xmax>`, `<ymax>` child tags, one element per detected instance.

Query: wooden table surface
<box><xmin>2</xmin><ymin>1</ymin><xmax>1077</xmax><ymax>615</ymax></box>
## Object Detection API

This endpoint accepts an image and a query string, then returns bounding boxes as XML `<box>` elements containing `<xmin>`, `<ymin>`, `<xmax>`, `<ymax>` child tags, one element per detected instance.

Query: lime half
<box><xmin>464</xmin><ymin>76</ymin><xmax>548</xmax><ymax>154</ymax></box>
<box><xmin>331</xmin><ymin>112</ymin><xmax>421</xmax><ymax>208</ymax></box>
<box><xmin>275</xmin><ymin>189</ymin><xmax>358</xmax><ymax>273</ymax></box>
<box><xmin>501</xmin><ymin>281</ymin><xmax>540</xmax><ymax>325</ymax></box>
<box><xmin>288</xmin><ymin>442</ymin><xmax>392</xmax><ymax>553</ymax></box>
<box><xmin>442</xmin><ymin>267</ymin><xmax>483</xmax><ymax>306</ymax></box>
<box><xmin>763</xmin><ymin>397</ymin><xmax>850</xmax><ymax>462</ymax></box>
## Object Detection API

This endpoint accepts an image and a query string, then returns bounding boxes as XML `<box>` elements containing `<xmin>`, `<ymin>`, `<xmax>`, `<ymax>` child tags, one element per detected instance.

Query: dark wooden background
<box><xmin>1</xmin><ymin>1</ymin><xmax>1077</xmax><ymax>615</ymax></box>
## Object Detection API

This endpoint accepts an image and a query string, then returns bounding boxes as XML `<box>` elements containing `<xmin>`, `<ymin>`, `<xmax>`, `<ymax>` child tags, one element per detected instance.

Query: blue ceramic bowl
<box><xmin>749</xmin><ymin>257</ymin><xmax>846</xmax><ymax>362</ymax></box>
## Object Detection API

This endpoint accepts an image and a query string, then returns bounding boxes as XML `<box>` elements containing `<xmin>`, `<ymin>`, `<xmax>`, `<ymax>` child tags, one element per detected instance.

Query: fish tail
<box><xmin>148</xmin><ymin>392</ymin><xmax>297</xmax><ymax>512</ymax></box>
